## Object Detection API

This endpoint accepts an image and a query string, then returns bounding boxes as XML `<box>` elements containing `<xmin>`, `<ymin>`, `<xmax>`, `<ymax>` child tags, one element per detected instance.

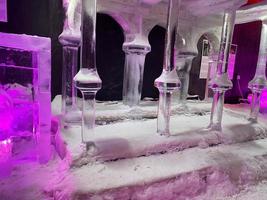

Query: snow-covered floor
<box><xmin>1</xmin><ymin>99</ymin><xmax>267</xmax><ymax>199</ymax></box>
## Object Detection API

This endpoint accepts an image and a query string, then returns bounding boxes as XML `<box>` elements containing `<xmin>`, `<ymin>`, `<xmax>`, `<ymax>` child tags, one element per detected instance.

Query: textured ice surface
<box><xmin>0</xmin><ymin>33</ymin><xmax>51</xmax><ymax>134</ymax></box>
<box><xmin>1</xmin><ymin>104</ymin><xmax>267</xmax><ymax>199</ymax></box>
<box><xmin>0</xmin><ymin>32</ymin><xmax>51</xmax><ymax>162</ymax></box>
<box><xmin>73</xmin><ymin>68</ymin><xmax>101</xmax><ymax>84</ymax></box>
<box><xmin>123</xmin><ymin>53</ymin><xmax>147</xmax><ymax>106</ymax></box>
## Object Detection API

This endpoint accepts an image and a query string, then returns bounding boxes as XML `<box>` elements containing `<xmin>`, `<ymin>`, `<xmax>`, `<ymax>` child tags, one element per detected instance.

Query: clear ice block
<box><xmin>0</xmin><ymin>32</ymin><xmax>51</xmax><ymax>162</ymax></box>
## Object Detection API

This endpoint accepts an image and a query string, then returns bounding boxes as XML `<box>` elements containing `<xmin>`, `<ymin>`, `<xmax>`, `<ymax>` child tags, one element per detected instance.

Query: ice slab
<box><xmin>52</xmin><ymin>95</ymin><xmax>212</xmax><ymax>124</ymax></box>
<box><xmin>0</xmin><ymin>32</ymin><xmax>52</xmax><ymax>162</ymax></box>
<box><xmin>1</xmin><ymin>105</ymin><xmax>267</xmax><ymax>199</ymax></box>
<box><xmin>46</xmin><ymin>138</ymin><xmax>267</xmax><ymax>199</ymax></box>
<box><xmin>53</xmin><ymin>100</ymin><xmax>267</xmax><ymax>165</ymax></box>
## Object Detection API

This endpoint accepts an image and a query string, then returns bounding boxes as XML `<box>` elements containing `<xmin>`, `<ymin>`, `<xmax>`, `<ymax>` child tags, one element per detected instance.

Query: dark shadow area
<box><xmin>226</xmin><ymin>21</ymin><xmax>262</xmax><ymax>103</ymax></box>
<box><xmin>142</xmin><ymin>25</ymin><xmax>166</xmax><ymax>99</ymax></box>
<box><xmin>96</xmin><ymin>13</ymin><xmax>125</xmax><ymax>101</ymax></box>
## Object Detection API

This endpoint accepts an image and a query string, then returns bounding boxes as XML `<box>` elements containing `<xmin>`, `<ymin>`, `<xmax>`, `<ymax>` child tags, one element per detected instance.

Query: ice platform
<box><xmin>53</xmin><ymin>98</ymin><xmax>267</xmax><ymax>166</ymax></box>
<box><xmin>1</xmin><ymin>101</ymin><xmax>267</xmax><ymax>199</ymax></box>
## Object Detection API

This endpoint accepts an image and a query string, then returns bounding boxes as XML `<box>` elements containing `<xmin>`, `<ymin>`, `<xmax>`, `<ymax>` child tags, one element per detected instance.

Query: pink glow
<box><xmin>261</xmin><ymin>89</ymin><xmax>267</xmax><ymax>109</ymax></box>
<box><xmin>0</xmin><ymin>138</ymin><xmax>12</xmax><ymax>162</ymax></box>
<box><xmin>0</xmin><ymin>91</ymin><xmax>13</xmax><ymax>133</ymax></box>
<box><xmin>248</xmin><ymin>89</ymin><xmax>267</xmax><ymax>113</ymax></box>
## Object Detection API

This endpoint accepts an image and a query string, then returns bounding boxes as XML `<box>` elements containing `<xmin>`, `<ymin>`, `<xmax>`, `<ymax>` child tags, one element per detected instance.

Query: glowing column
<box><xmin>248</xmin><ymin>22</ymin><xmax>267</xmax><ymax>122</ymax></box>
<box><xmin>122</xmin><ymin>34</ymin><xmax>151</xmax><ymax>107</ymax></box>
<box><xmin>73</xmin><ymin>0</ymin><xmax>102</xmax><ymax>145</ymax></box>
<box><xmin>155</xmin><ymin>0</ymin><xmax>181</xmax><ymax>136</ymax></box>
<box><xmin>208</xmin><ymin>11</ymin><xmax>236</xmax><ymax>131</ymax></box>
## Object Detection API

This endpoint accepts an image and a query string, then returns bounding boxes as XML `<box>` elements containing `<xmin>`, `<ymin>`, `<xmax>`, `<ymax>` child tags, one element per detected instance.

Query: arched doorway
<box><xmin>142</xmin><ymin>25</ymin><xmax>166</xmax><ymax>99</ymax></box>
<box><xmin>96</xmin><ymin>13</ymin><xmax>125</xmax><ymax>101</ymax></box>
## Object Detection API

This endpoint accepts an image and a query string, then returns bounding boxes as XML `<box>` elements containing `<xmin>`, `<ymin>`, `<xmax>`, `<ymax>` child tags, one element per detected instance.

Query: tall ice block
<box><xmin>0</xmin><ymin>32</ymin><xmax>51</xmax><ymax>163</ymax></box>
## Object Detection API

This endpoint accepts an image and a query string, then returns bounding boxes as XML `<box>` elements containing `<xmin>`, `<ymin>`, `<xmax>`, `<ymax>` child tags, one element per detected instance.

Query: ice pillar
<box><xmin>248</xmin><ymin>22</ymin><xmax>267</xmax><ymax>122</ymax></box>
<box><xmin>155</xmin><ymin>0</ymin><xmax>181</xmax><ymax>136</ymax></box>
<box><xmin>59</xmin><ymin>32</ymin><xmax>80</xmax><ymax>126</ymax></box>
<box><xmin>176</xmin><ymin>56</ymin><xmax>194</xmax><ymax>104</ymax></box>
<box><xmin>175</xmin><ymin>28</ymin><xmax>198</xmax><ymax>105</ymax></box>
<box><xmin>208</xmin><ymin>11</ymin><xmax>236</xmax><ymax>131</ymax></box>
<box><xmin>73</xmin><ymin>0</ymin><xmax>102</xmax><ymax>144</ymax></box>
<box><xmin>122</xmin><ymin>34</ymin><xmax>151</xmax><ymax>107</ymax></box>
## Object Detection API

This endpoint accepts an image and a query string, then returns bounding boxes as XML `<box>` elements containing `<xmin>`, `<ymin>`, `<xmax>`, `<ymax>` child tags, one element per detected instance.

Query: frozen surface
<box><xmin>52</xmin><ymin>95</ymin><xmax>212</xmax><ymax>124</ymax></box>
<box><xmin>1</xmin><ymin>101</ymin><xmax>267</xmax><ymax>199</ymax></box>
<box><xmin>0</xmin><ymin>33</ymin><xmax>52</xmax><ymax>163</ymax></box>
<box><xmin>2</xmin><ymin>133</ymin><xmax>267</xmax><ymax>199</ymax></box>
<box><xmin>0</xmin><ymin>32</ymin><xmax>51</xmax><ymax>134</ymax></box>
<box><xmin>52</xmin><ymin>97</ymin><xmax>267</xmax><ymax>164</ymax></box>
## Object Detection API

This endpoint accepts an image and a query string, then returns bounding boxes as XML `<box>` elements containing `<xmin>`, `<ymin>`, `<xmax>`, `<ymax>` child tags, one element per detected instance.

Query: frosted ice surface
<box><xmin>155</xmin><ymin>69</ymin><xmax>181</xmax><ymax>84</ymax></box>
<box><xmin>73</xmin><ymin>68</ymin><xmax>101</xmax><ymax>84</ymax></box>
<box><xmin>63</xmin><ymin>0</ymin><xmax>81</xmax><ymax>36</ymax></box>
<box><xmin>0</xmin><ymin>32</ymin><xmax>51</xmax><ymax>162</ymax></box>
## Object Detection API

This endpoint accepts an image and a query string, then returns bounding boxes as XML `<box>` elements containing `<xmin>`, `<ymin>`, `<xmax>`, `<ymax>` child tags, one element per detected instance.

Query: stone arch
<box><xmin>97</xmin><ymin>10</ymin><xmax>131</xmax><ymax>36</ymax></box>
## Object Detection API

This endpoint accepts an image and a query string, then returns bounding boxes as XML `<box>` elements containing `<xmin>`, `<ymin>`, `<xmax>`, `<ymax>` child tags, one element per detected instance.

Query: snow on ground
<box><xmin>1</xmin><ymin>99</ymin><xmax>267</xmax><ymax>199</ymax></box>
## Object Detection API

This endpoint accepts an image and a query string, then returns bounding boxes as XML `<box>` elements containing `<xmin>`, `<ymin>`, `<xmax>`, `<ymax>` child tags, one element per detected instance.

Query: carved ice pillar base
<box><xmin>122</xmin><ymin>34</ymin><xmax>151</xmax><ymax>107</ymax></box>
<box><xmin>248</xmin><ymin>23</ymin><xmax>267</xmax><ymax>122</ymax></box>
<box><xmin>208</xmin><ymin>11</ymin><xmax>236</xmax><ymax>131</ymax></box>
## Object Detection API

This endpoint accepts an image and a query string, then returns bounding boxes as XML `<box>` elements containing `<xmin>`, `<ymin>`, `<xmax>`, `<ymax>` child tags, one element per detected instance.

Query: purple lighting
<box><xmin>0</xmin><ymin>32</ymin><xmax>52</xmax><ymax>163</ymax></box>
<box><xmin>0</xmin><ymin>138</ymin><xmax>12</xmax><ymax>161</ymax></box>
<box><xmin>248</xmin><ymin>89</ymin><xmax>267</xmax><ymax>113</ymax></box>
<box><xmin>0</xmin><ymin>90</ymin><xmax>13</xmax><ymax>140</ymax></box>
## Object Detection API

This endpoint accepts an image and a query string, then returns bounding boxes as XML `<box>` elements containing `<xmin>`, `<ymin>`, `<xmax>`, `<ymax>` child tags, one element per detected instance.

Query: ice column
<box><xmin>176</xmin><ymin>56</ymin><xmax>194</xmax><ymax>104</ymax></box>
<box><xmin>155</xmin><ymin>0</ymin><xmax>181</xmax><ymax>136</ymax></box>
<box><xmin>208</xmin><ymin>11</ymin><xmax>236</xmax><ymax>131</ymax></box>
<box><xmin>122</xmin><ymin>34</ymin><xmax>151</xmax><ymax>107</ymax></box>
<box><xmin>73</xmin><ymin>0</ymin><xmax>102</xmax><ymax>144</ymax></box>
<box><xmin>176</xmin><ymin>28</ymin><xmax>198</xmax><ymax>105</ymax></box>
<box><xmin>248</xmin><ymin>22</ymin><xmax>267</xmax><ymax>122</ymax></box>
<box><xmin>59</xmin><ymin>31</ymin><xmax>80</xmax><ymax>125</ymax></box>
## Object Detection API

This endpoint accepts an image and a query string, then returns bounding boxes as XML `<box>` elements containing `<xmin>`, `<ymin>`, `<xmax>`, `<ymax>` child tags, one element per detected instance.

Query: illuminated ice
<box><xmin>123</xmin><ymin>34</ymin><xmax>151</xmax><ymax>107</ymax></box>
<box><xmin>0</xmin><ymin>89</ymin><xmax>13</xmax><ymax>141</ymax></box>
<box><xmin>0</xmin><ymin>32</ymin><xmax>51</xmax><ymax>162</ymax></box>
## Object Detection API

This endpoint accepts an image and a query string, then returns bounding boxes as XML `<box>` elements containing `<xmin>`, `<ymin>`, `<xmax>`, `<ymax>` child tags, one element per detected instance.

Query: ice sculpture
<box><xmin>0</xmin><ymin>33</ymin><xmax>51</xmax><ymax>162</ymax></box>
<box><xmin>176</xmin><ymin>28</ymin><xmax>198</xmax><ymax>105</ymax></box>
<box><xmin>123</xmin><ymin>34</ymin><xmax>151</xmax><ymax>107</ymax></box>
<box><xmin>176</xmin><ymin>56</ymin><xmax>194</xmax><ymax>104</ymax></box>
<box><xmin>208</xmin><ymin>11</ymin><xmax>236</xmax><ymax>131</ymax></box>
<box><xmin>248</xmin><ymin>22</ymin><xmax>267</xmax><ymax>122</ymax></box>
<box><xmin>59</xmin><ymin>0</ymin><xmax>81</xmax><ymax>126</ymax></box>
<box><xmin>73</xmin><ymin>0</ymin><xmax>102</xmax><ymax>144</ymax></box>
<box><xmin>0</xmin><ymin>89</ymin><xmax>13</xmax><ymax>141</ymax></box>
<box><xmin>154</xmin><ymin>0</ymin><xmax>181</xmax><ymax>136</ymax></box>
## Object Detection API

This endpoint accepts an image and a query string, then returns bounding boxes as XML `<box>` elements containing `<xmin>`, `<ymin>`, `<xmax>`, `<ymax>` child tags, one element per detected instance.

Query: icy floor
<box><xmin>55</xmin><ymin>98</ymin><xmax>267</xmax><ymax>164</ymax></box>
<box><xmin>1</xmin><ymin>99</ymin><xmax>267</xmax><ymax>199</ymax></box>
<box><xmin>2</xmin><ymin>138</ymin><xmax>267</xmax><ymax>199</ymax></box>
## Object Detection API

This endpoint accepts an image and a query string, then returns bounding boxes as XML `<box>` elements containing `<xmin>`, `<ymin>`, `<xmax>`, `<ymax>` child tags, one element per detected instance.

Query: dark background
<box><xmin>0</xmin><ymin>0</ymin><xmax>264</xmax><ymax>103</ymax></box>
